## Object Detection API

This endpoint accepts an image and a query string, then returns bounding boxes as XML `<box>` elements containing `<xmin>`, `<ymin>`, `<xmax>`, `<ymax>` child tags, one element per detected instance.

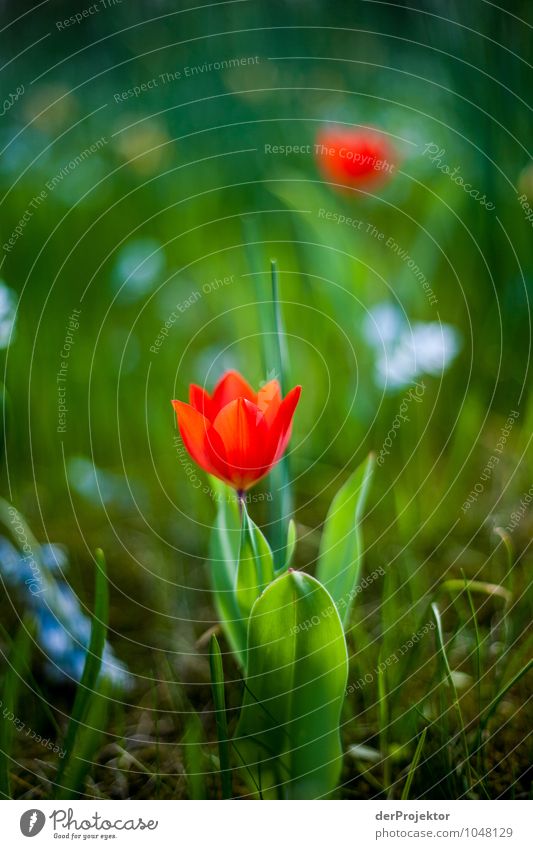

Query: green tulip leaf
<box><xmin>209</xmin><ymin>634</ymin><xmax>232</xmax><ymax>798</ymax></box>
<box><xmin>235</xmin><ymin>505</ymin><xmax>274</xmax><ymax>621</ymax></box>
<box><xmin>235</xmin><ymin>570</ymin><xmax>348</xmax><ymax>799</ymax></box>
<box><xmin>316</xmin><ymin>453</ymin><xmax>375</xmax><ymax>627</ymax></box>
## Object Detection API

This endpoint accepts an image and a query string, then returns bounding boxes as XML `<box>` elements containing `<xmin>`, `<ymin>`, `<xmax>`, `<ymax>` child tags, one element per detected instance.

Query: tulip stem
<box><xmin>237</xmin><ymin>489</ymin><xmax>245</xmax><ymax>517</ymax></box>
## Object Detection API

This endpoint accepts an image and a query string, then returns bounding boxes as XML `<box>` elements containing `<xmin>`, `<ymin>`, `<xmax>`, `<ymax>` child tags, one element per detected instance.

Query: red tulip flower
<box><xmin>316</xmin><ymin>127</ymin><xmax>397</xmax><ymax>189</ymax></box>
<box><xmin>172</xmin><ymin>370</ymin><xmax>301</xmax><ymax>491</ymax></box>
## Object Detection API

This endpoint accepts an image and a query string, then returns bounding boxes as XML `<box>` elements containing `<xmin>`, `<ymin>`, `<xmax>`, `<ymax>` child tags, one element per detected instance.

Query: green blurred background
<box><xmin>0</xmin><ymin>0</ymin><xmax>531</xmax><ymax>798</ymax></box>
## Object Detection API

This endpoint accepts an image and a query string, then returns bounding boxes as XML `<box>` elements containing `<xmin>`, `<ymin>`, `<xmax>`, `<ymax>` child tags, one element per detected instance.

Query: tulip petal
<box><xmin>257</xmin><ymin>379</ymin><xmax>282</xmax><ymax>426</ymax></box>
<box><xmin>211</xmin><ymin>370</ymin><xmax>256</xmax><ymax>414</ymax></box>
<box><xmin>189</xmin><ymin>384</ymin><xmax>214</xmax><ymax>421</ymax></box>
<box><xmin>172</xmin><ymin>373</ymin><xmax>301</xmax><ymax>491</ymax></box>
<box><xmin>267</xmin><ymin>385</ymin><xmax>302</xmax><ymax>463</ymax></box>
<box><xmin>316</xmin><ymin>128</ymin><xmax>395</xmax><ymax>188</ymax></box>
<box><xmin>211</xmin><ymin>398</ymin><xmax>270</xmax><ymax>489</ymax></box>
<box><xmin>171</xmin><ymin>400</ymin><xmax>218</xmax><ymax>475</ymax></box>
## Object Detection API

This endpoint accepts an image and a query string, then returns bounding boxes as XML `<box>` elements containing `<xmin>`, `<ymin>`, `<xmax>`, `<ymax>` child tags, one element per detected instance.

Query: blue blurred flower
<box><xmin>67</xmin><ymin>455</ymin><xmax>147</xmax><ymax>512</ymax></box>
<box><xmin>67</xmin><ymin>456</ymin><xmax>124</xmax><ymax>506</ymax></box>
<box><xmin>0</xmin><ymin>535</ymin><xmax>129</xmax><ymax>688</ymax></box>
<box><xmin>40</xmin><ymin>543</ymin><xmax>68</xmax><ymax>573</ymax></box>
<box><xmin>0</xmin><ymin>280</ymin><xmax>17</xmax><ymax>349</ymax></box>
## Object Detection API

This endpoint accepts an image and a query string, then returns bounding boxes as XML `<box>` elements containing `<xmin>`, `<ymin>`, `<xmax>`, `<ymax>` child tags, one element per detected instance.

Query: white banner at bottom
<box><xmin>2</xmin><ymin>799</ymin><xmax>531</xmax><ymax>848</ymax></box>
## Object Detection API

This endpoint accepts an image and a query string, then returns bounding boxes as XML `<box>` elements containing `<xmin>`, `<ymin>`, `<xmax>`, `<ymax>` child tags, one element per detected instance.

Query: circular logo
<box><xmin>20</xmin><ymin>810</ymin><xmax>46</xmax><ymax>837</ymax></box>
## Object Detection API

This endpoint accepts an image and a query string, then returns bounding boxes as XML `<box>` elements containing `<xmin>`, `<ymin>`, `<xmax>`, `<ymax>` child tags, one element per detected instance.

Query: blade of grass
<box><xmin>209</xmin><ymin>634</ymin><xmax>232</xmax><ymax>798</ymax></box>
<box><xmin>241</xmin><ymin>242</ymin><xmax>294</xmax><ymax>570</ymax></box>
<box><xmin>0</xmin><ymin>622</ymin><xmax>59</xmax><ymax>735</ymax></box>
<box><xmin>58</xmin><ymin>677</ymin><xmax>111</xmax><ymax>799</ymax></box>
<box><xmin>267</xmin><ymin>260</ymin><xmax>292</xmax><ymax>570</ymax></box>
<box><xmin>477</xmin><ymin>656</ymin><xmax>532</xmax><ymax>792</ymax></box>
<box><xmin>401</xmin><ymin>726</ymin><xmax>427</xmax><ymax>800</ymax></box>
<box><xmin>462</xmin><ymin>572</ymin><xmax>485</xmax><ymax>792</ymax></box>
<box><xmin>377</xmin><ymin>660</ymin><xmax>390</xmax><ymax>796</ymax></box>
<box><xmin>431</xmin><ymin>603</ymin><xmax>473</xmax><ymax>791</ymax></box>
<box><xmin>493</xmin><ymin>527</ymin><xmax>515</xmax><ymax>685</ymax></box>
<box><xmin>270</xmin><ymin>260</ymin><xmax>289</xmax><ymax>394</ymax></box>
<box><xmin>55</xmin><ymin>548</ymin><xmax>109</xmax><ymax>796</ymax></box>
<box><xmin>461</xmin><ymin>573</ymin><xmax>482</xmax><ymax>716</ymax></box>
<box><xmin>493</xmin><ymin>526</ymin><xmax>514</xmax><ymax>597</ymax></box>
<box><xmin>479</xmin><ymin>658</ymin><xmax>532</xmax><ymax>732</ymax></box>
<box><xmin>182</xmin><ymin>711</ymin><xmax>209</xmax><ymax>799</ymax></box>
<box><xmin>150</xmin><ymin>674</ymin><xmax>162</xmax><ymax>800</ymax></box>
<box><xmin>439</xmin><ymin>579</ymin><xmax>511</xmax><ymax>604</ymax></box>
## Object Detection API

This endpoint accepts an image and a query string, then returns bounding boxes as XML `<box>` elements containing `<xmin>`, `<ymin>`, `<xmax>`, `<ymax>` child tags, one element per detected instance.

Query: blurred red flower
<box><xmin>316</xmin><ymin>127</ymin><xmax>397</xmax><ymax>189</ymax></box>
<box><xmin>172</xmin><ymin>370</ymin><xmax>301</xmax><ymax>491</ymax></box>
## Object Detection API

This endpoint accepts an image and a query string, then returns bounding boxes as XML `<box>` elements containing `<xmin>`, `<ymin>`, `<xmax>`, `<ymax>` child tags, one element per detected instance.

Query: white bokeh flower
<box><xmin>363</xmin><ymin>301</ymin><xmax>403</xmax><ymax>347</ymax></box>
<box><xmin>364</xmin><ymin>302</ymin><xmax>461</xmax><ymax>390</ymax></box>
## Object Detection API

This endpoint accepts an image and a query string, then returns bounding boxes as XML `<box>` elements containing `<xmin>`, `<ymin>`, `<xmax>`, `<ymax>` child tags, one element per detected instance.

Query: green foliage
<box><xmin>284</xmin><ymin>519</ymin><xmax>297</xmax><ymax>571</ymax></box>
<box><xmin>0</xmin><ymin>623</ymin><xmax>33</xmax><ymax>798</ymax></box>
<box><xmin>245</xmin><ymin>251</ymin><xmax>293</xmax><ymax>569</ymax></box>
<box><xmin>265</xmin><ymin>261</ymin><xmax>293</xmax><ymax>570</ymax></box>
<box><xmin>235</xmin><ymin>571</ymin><xmax>348</xmax><ymax>799</ymax></box>
<box><xmin>57</xmin><ymin>679</ymin><xmax>111</xmax><ymax>801</ymax></box>
<box><xmin>316</xmin><ymin>453</ymin><xmax>375</xmax><ymax>626</ymax></box>
<box><xmin>235</xmin><ymin>504</ymin><xmax>274</xmax><ymax>624</ymax></box>
<box><xmin>182</xmin><ymin>712</ymin><xmax>209</xmax><ymax>800</ymax></box>
<box><xmin>209</xmin><ymin>634</ymin><xmax>232</xmax><ymax>799</ymax></box>
<box><xmin>401</xmin><ymin>727</ymin><xmax>428</xmax><ymax>800</ymax></box>
<box><xmin>480</xmin><ymin>658</ymin><xmax>533</xmax><ymax>733</ymax></box>
<box><xmin>431</xmin><ymin>603</ymin><xmax>473</xmax><ymax>792</ymax></box>
<box><xmin>209</xmin><ymin>479</ymin><xmax>247</xmax><ymax>667</ymax></box>
<box><xmin>0</xmin><ymin>0</ymin><xmax>531</xmax><ymax>802</ymax></box>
